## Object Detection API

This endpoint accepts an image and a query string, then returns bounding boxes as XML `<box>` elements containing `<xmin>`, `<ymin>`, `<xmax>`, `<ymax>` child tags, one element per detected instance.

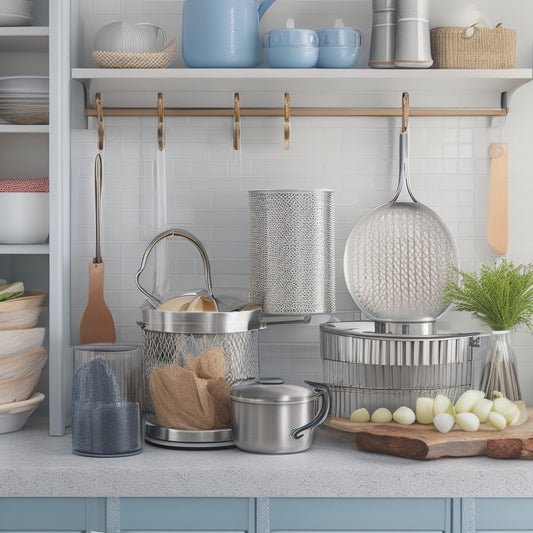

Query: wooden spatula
<box><xmin>488</xmin><ymin>142</ymin><xmax>508</xmax><ymax>255</ymax></box>
<box><xmin>80</xmin><ymin>154</ymin><xmax>116</xmax><ymax>344</ymax></box>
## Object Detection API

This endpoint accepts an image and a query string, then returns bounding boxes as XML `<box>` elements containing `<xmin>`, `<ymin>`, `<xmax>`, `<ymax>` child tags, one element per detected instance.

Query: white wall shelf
<box><xmin>0</xmin><ymin>244</ymin><xmax>49</xmax><ymax>255</ymax></box>
<box><xmin>0</xmin><ymin>26</ymin><xmax>48</xmax><ymax>53</ymax></box>
<box><xmin>0</xmin><ymin>124</ymin><xmax>49</xmax><ymax>133</ymax></box>
<box><xmin>72</xmin><ymin>67</ymin><xmax>533</xmax><ymax>112</ymax></box>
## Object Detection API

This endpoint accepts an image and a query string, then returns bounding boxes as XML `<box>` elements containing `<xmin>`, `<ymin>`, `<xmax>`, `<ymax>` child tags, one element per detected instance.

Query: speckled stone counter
<box><xmin>1</xmin><ymin>416</ymin><xmax>532</xmax><ymax>498</ymax></box>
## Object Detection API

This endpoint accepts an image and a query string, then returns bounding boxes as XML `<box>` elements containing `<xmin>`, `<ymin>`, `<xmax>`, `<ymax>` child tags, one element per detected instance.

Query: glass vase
<box><xmin>481</xmin><ymin>330</ymin><xmax>522</xmax><ymax>401</ymax></box>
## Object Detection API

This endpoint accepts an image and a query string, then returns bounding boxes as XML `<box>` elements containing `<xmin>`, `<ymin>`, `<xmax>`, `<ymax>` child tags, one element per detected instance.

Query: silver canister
<box><xmin>230</xmin><ymin>379</ymin><xmax>330</xmax><ymax>454</ymax></box>
<box><xmin>394</xmin><ymin>0</ymin><xmax>433</xmax><ymax>68</ymax></box>
<box><xmin>369</xmin><ymin>0</ymin><xmax>397</xmax><ymax>68</ymax></box>
<box><xmin>249</xmin><ymin>189</ymin><xmax>335</xmax><ymax>315</ymax></box>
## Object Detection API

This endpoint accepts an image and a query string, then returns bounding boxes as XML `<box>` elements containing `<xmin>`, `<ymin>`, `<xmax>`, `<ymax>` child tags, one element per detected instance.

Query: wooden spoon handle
<box><xmin>488</xmin><ymin>142</ymin><xmax>508</xmax><ymax>255</ymax></box>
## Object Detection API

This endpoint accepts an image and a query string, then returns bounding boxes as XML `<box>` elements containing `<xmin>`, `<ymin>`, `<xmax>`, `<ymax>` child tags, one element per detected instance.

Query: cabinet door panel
<box><xmin>0</xmin><ymin>498</ymin><xmax>105</xmax><ymax>532</ymax></box>
<box><xmin>270</xmin><ymin>498</ymin><xmax>450</xmax><ymax>532</ymax></box>
<box><xmin>119</xmin><ymin>498</ymin><xmax>253</xmax><ymax>532</ymax></box>
<box><xmin>473</xmin><ymin>498</ymin><xmax>533</xmax><ymax>532</ymax></box>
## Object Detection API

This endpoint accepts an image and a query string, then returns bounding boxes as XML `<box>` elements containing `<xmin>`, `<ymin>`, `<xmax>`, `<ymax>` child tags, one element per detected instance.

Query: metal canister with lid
<box><xmin>230</xmin><ymin>378</ymin><xmax>330</xmax><ymax>454</ymax></box>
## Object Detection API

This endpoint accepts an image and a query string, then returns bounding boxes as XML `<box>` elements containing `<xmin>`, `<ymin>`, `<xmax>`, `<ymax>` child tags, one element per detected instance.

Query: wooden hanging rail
<box><xmin>85</xmin><ymin>107</ymin><xmax>507</xmax><ymax>117</ymax></box>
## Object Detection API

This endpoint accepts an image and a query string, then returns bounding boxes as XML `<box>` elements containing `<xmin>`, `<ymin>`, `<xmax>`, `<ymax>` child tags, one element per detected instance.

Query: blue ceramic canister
<box><xmin>182</xmin><ymin>0</ymin><xmax>278</xmax><ymax>68</ymax></box>
<box><xmin>317</xmin><ymin>19</ymin><xmax>362</xmax><ymax>68</ymax></box>
<box><xmin>263</xmin><ymin>19</ymin><xmax>319</xmax><ymax>68</ymax></box>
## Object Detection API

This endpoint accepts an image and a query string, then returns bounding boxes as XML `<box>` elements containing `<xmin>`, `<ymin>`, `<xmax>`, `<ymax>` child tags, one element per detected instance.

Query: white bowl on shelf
<box><xmin>0</xmin><ymin>306</ymin><xmax>44</xmax><ymax>331</ymax></box>
<box><xmin>0</xmin><ymin>192</ymin><xmax>49</xmax><ymax>244</ymax></box>
<box><xmin>0</xmin><ymin>392</ymin><xmax>44</xmax><ymax>434</ymax></box>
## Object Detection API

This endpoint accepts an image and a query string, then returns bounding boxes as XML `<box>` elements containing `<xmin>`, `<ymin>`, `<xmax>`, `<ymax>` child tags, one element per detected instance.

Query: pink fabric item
<box><xmin>0</xmin><ymin>178</ymin><xmax>49</xmax><ymax>193</ymax></box>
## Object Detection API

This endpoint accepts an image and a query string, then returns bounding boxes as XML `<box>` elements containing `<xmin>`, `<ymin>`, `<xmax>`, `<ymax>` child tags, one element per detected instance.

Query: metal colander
<box><xmin>249</xmin><ymin>189</ymin><xmax>335</xmax><ymax>315</ymax></box>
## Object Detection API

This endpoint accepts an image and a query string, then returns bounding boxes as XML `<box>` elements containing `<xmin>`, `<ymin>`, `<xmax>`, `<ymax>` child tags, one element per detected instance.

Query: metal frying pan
<box><xmin>343</xmin><ymin>93</ymin><xmax>458</xmax><ymax>332</ymax></box>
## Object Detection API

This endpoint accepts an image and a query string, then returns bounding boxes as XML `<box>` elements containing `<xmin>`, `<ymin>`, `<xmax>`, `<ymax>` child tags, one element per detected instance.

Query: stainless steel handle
<box><xmin>94</xmin><ymin>153</ymin><xmax>103</xmax><ymax>263</ymax></box>
<box><xmin>134</xmin><ymin>228</ymin><xmax>215</xmax><ymax>308</ymax></box>
<box><xmin>290</xmin><ymin>381</ymin><xmax>331</xmax><ymax>440</ymax></box>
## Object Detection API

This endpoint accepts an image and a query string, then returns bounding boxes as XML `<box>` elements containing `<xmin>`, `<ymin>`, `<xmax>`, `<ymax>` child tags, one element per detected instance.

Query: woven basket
<box><xmin>92</xmin><ymin>39</ymin><xmax>177</xmax><ymax>69</ymax></box>
<box><xmin>430</xmin><ymin>24</ymin><xmax>516</xmax><ymax>69</ymax></box>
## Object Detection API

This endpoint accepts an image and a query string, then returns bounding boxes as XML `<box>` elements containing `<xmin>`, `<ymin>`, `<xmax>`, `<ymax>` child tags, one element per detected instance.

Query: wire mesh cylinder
<box><xmin>249</xmin><ymin>189</ymin><xmax>335</xmax><ymax>315</ymax></box>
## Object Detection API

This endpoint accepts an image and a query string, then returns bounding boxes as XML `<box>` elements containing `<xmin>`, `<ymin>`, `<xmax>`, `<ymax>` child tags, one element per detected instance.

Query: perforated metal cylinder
<box><xmin>249</xmin><ymin>189</ymin><xmax>335</xmax><ymax>315</ymax></box>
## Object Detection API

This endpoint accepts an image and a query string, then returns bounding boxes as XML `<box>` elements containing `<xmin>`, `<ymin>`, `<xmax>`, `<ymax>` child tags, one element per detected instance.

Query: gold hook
<box><xmin>157</xmin><ymin>92</ymin><xmax>165</xmax><ymax>151</ymax></box>
<box><xmin>283</xmin><ymin>92</ymin><xmax>291</xmax><ymax>150</ymax></box>
<box><xmin>233</xmin><ymin>93</ymin><xmax>241</xmax><ymax>151</ymax></box>
<box><xmin>401</xmin><ymin>92</ymin><xmax>409</xmax><ymax>133</ymax></box>
<box><xmin>96</xmin><ymin>92</ymin><xmax>105</xmax><ymax>150</ymax></box>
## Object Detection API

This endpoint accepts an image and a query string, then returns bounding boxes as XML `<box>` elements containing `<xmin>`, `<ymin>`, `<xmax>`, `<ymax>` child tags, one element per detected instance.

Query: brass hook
<box><xmin>96</xmin><ymin>92</ymin><xmax>105</xmax><ymax>150</ymax></box>
<box><xmin>283</xmin><ymin>92</ymin><xmax>291</xmax><ymax>150</ymax></box>
<box><xmin>401</xmin><ymin>92</ymin><xmax>409</xmax><ymax>133</ymax></box>
<box><xmin>233</xmin><ymin>92</ymin><xmax>241</xmax><ymax>151</ymax></box>
<box><xmin>157</xmin><ymin>92</ymin><xmax>165</xmax><ymax>151</ymax></box>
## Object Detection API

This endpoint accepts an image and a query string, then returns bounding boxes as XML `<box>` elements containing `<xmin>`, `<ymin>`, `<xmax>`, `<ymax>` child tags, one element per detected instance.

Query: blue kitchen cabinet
<box><xmin>119</xmin><ymin>498</ymin><xmax>256</xmax><ymax>533</ymax></box>
<box><xmin>466</xmin><ymin>498</ymin><xmax>533</xmax><ymax>532</ymax></box>
<box><xmin>0</xmin><ymin>498</ymin><xmax>105</xmax><ymax>532</ymax></box>
<box><xmin>269</xmin><ymin>498</ymin><xmax>454</xmax><ymax>533</ymax></box>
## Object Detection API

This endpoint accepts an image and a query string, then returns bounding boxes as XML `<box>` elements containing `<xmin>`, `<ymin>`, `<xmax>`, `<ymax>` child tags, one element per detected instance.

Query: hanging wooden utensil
<box><xmin>80</xmin><ymin>154</ymin><xmax>116</xmax><ymax>344</ymax></box>
<box><xmin>488</xmin><ymin>142</ymin><xmax>508</xmax><ymax>255</ymax></box>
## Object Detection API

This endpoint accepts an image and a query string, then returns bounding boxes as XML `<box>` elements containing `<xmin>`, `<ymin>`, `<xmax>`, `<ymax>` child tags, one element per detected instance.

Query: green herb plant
<box><xmin>443</xmin><ymin>260</ymin><xmax>533</xmax><ymax>332</ymax></box>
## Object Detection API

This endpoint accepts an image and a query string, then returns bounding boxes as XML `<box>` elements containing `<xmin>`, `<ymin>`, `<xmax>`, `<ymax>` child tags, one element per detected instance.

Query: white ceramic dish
<box><xmin>0</xmin><ymin>326</ymin><xmax>45</xmax><ymax>356</ymax></box>
<box><xmin>0</xmin><ymin>12</ymin><xmax>31</xmax><ymax>26</ymax></box>
<box><xmin>0</xmin><ymin>76</ymin><xmax>49</xmax><ymax>94</ymax></box>
<box><xmin>0</xmin><ymin>192</ymin><xmax>49</xmax><ymax>243</ymax></box>
<box><xmin>0</xmin><ymin>392</ymin><xmax>44</xmax><ymax>434</ymax></box>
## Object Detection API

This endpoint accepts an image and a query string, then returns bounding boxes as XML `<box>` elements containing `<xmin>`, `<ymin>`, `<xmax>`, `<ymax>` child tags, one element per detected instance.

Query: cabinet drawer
<box><xmin>119</xmin><ymin>498</ymin><xmax>253</xmax><ymax>532</ymax></box>
<box><xmin>472</xmin><ymin>498</ymin><xmax>533</xmax><ymax>532</ymax></box>
<box><xmin>270</xmin><ymin>498</ymin><xmax>451</xmax><ymax>532</ymax></box>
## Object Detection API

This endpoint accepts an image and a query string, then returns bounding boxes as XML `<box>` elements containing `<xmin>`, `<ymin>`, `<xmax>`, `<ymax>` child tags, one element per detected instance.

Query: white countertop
<box><xmin>1</xmin><ymin>416</ymin><xmax>532</xmax><ymax>498</ymax></box>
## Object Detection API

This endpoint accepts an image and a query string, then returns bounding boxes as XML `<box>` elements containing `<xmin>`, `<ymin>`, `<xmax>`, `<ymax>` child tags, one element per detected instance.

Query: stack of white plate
<box><xmin>0</xmin><ymin>0</ymin><xmax>33</xmax><ymax>26</ymax></box>
<box><xmin>0</xmin><ymin>76</ymin><xmax>48</xmax><ymax>125</ymax></box>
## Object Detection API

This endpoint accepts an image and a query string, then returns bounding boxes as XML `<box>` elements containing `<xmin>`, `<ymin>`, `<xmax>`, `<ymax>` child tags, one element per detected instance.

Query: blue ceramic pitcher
<box><xmin>182</xmin><ymin>0</ymin><xmax>277</xmax><ymax>67</ymax></box>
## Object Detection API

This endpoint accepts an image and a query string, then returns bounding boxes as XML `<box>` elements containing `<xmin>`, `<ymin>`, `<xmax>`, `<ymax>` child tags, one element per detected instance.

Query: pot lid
<box><xmin>264</xmin><ymin>19</ymin><xmax>318</xmax><ymax>48</ymax></box>
<box><xmin>230</xmin><ymin>378</ymin><xmax>315</xmax><ymax>403</ymax></box>
<box><xmin>317</xmin><ymin>19</ymin><xmax>361</xmax><ymax>47</ymax></box>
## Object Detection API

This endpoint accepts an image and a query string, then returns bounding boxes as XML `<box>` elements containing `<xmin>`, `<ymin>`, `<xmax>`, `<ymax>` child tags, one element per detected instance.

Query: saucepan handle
<box><xmin>290</xmin><ymin>381</ymin><xmax>331</xmax><ymax>440</ymax></box>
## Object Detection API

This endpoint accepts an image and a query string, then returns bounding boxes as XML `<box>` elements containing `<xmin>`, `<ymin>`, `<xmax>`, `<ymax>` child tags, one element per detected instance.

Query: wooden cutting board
<box><xmin>326</xmin><ymin>408</ymin><xmax>533</xmax><ymax>460</ymax></box>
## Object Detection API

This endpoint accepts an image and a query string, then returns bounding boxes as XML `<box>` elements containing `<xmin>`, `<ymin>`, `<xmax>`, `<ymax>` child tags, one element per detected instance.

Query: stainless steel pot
<box><xmin>230</xmin><ymin>379</ymin><xmax>330</xmax><ymax>454</ymax></box>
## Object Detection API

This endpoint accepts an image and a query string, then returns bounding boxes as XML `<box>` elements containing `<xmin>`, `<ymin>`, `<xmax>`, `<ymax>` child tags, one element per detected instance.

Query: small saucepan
<box><xmin>230</xmin><ymin>379</ymin><xmax>330</xmax><ymax>454</ymax></box>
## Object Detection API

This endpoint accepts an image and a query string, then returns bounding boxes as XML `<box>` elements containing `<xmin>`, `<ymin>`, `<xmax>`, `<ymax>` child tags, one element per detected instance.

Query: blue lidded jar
<box><xmin>317</xmin><ymin>19</ymin><xmax>362</xmax><ymax>68</ymax></box>
<box><xmin>263</xmin><ymin>19</ymin><xmax>319</xmax><ymax>68</ymax></box>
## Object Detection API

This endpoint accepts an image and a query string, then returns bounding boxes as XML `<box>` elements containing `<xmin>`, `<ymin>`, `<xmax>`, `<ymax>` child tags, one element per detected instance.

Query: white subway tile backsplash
<box><xmin>70</xmin><ymin>82</ymin><xmax>533</xmax><ymax>402</ymax></box>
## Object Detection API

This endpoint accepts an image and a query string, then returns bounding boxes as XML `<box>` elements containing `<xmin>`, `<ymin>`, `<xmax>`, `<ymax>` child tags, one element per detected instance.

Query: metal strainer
<box><xmin>343</xmin><ymin>94</ymin><xmax>458</xmax><ymax>332</ymax></box>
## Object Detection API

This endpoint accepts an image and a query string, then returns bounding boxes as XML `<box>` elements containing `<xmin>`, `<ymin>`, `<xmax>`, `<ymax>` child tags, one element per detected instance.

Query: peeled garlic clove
<box><xmin>433</xmin><ymin>394</ymin><xmax>454</xmax><ymax>417</ymax></box>
<box><xmin>455</xmin><ymin>412</ymin><xmax>480</xmax><ymax>432</ymax></box>
<box><xmin>455</xmin><ymin>390</ymin><xmax>485</xmax><ymax>413</ymax></box>
<box><xmin>472</xmin><ymin>398</ymin><xmax>493</xmax><ymax>423</ymax></box>
<box><xmin>393</xmin><ymin>406</ymin><xmax>416</xmax><ymax>425</ymax></box>
<box><xmin>488</xmin><ymin>411</ymin><xmax>507</xmax><ymax>431</ymax></box>
<box><xmin>371</xmin><ymin>407</ymin><xmax>393</xmax><ymax>423</ymax></box>
<box><xmin>415</xmin><ymin>397</ymin><xmax>434</xmax><ymax>424</ymax></box>
<box><xmin>511</xmin><ymin>400</ymin><xmax>528</xmax><ymax>426</ymax></box>
<box><xmin>492</xmin><ymin>397</ymin><xmax>519</xmax><ymax>425</ymax></box>
<box><xmin>350</xmin><ymin>407</ymin><xmax>370</xmax><ymax>423</ymax></box>
<box><xmin>433</xmin><ymin>412</ymin><xmax>455</xmax><ymax>433</ymax></box>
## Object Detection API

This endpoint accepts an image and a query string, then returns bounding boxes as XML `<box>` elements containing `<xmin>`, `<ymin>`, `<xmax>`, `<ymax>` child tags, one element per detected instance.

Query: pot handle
<box><xmin>134</xmin><ymin>228</ymin><xmax>215</xmax><ymax>308</ymax></box>
<box><xmin>290</xmin><ymin>381</ymin><xmax>331</xmax><ymax>440</ymax></box>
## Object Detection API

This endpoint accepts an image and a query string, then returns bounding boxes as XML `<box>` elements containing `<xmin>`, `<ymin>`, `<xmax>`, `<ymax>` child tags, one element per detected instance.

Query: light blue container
<box><xmin>182</xmin><ymin>0</ymin><xmax>277</xmax><ymax>68</ymax></box>
<box><xmin>263</xmin><ymin>21</ymin><xmax>318</xmax><ymax>69</ymax></box>
<box><xmin>317</xmin><ymin>20</ymin><xmax>362</xmax><ymax>68</ymax></box>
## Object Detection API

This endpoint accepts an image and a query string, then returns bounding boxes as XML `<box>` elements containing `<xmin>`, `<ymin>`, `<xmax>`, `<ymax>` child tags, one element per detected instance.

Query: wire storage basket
<box><xmin>249</xmin><ymin>189</ymin><xmax>335</xmax><ymax>315</ymax></box>
<box><xmin>320</xmin><ymin>321</ymin><xmax>488</xmax><ymax>417</ymax></box>
<box><xmin>135</xmin><ymin>228</ymin><xmax>262</xmax><ymax>447</ymax></box>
